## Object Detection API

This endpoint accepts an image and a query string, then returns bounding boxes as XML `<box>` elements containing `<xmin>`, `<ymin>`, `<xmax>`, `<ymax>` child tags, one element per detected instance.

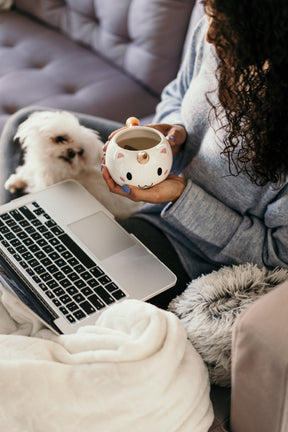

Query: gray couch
<box><xmin>0</xmin><ymin>0</ymin><xmax>203</xmax><ymax>202</ymax></box>
<box><xmin>2</xmin><ymin>2</ymin><xmax>286</xmax><ymax>432</ymax></box>
<box><xmin>0</xmin><ymin>0</ymin><xmax>198</xmax><ymax>131</ymax></box>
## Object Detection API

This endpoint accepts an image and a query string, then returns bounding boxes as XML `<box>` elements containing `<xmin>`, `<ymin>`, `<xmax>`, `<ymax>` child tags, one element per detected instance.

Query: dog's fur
<box><xmin>5</xmin><ymin>111</ymin><xmax>142</xmax><ymax>218</ymax></box>
<box><xmin>169</xmin><ymin>263</ymin><xmax>288</xmax><ymax>387</ymax></box>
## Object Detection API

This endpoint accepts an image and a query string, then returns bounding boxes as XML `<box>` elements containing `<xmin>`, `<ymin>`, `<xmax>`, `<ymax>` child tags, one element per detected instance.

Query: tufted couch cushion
<box><xmin>14</xmin><ymin>0</ymin><xmax>194</xmax><ymax>95</ymax></box>
<box><xmin>0</xmin><ymin>0</ymin><xmax>195</xmax><ymax>130</ymax></box>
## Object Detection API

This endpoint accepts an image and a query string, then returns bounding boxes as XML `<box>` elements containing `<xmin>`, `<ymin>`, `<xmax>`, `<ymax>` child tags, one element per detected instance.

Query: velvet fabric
<box><xmin>0</xmin><ymin>0</ymin><xmax>196</xmax><ymax>130</ymax></box>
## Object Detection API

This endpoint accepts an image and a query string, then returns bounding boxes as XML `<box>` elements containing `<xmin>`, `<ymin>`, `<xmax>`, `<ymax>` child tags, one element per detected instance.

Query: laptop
<box><xmin>0</xmin><ymin>180</ymin><xmax>176</xmax><ymax>334</ymax></box>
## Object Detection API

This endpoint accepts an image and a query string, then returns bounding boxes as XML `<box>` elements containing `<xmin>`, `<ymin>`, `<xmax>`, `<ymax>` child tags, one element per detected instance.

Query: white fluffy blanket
<box><xmin>0</xmin><ymin>284</ymin><xmax>213</xmax><ymax>432</ymax></box>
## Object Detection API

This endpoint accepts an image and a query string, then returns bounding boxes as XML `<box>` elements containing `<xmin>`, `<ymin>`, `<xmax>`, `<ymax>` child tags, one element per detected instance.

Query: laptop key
<box><xmin>54</xmin><ymin>271</ymin><xmax>65</xmax><ymax>281</ymax></box>
<box><xmin>40</xmin><ymin>272</ymin><xmax>52</xmax><ymax>282</ymax></box>
<box><xmin>82</xmin><ymin>287</ymin><xmax>93</xmax><ymax>296</ymax></box>
<box><xmin>73</xmin><ymin>310</ymin><xmax>86</xmax><ymax>321</ymax></box>
<box><xmin>0</xmin><ymin>226</ymin><xmax>10</xmax><ymax>235</ymax></box>
<box><xmin>51</xmin><ymin>226</ymin><xmax>64</xmax><ymax>236</ymax></box>
<box><xmin>112</xmin><ymin>290</ymin><xmax>126</xmax><ymax>300</ymax></box>
<box><xmin>87</xmin><ymin>294</ymin><xmax>105</xmax><ymax>310</ymax></box>
<box><xmin>47</xmin><ymin>264</ymin><xmax>59</xmax><ymax>274</ymax></box>
<box><xmin>53</xmin><ymin>298</ymin><xmax>61</xmax><ymax>307</ymax></box>
<box><xmin>75</xmin><ymin>279</ymin><xmax>86</xmax><ymax>289</ymax></box>
<box><xmin>19</xmin><ymin>206</ymin><xmax>35</xmax><ymax>220</ymax></box>
<box><xmin>61</xmin><ymin>265</ymin><xmax>73</xmax><ymax>275</ymax></box>
<box><xmin>94</xmin><ymin>286</ymin><xmax>115</xmax><ymax>305</ymax></box>
<box><xmin>60</xmin><ymin>294</ymin><xmax>72</xmax><ymax>304</ymax></box>
<box><xmin>47</xmin><ymin>280</ymin><xmax>58</xmax><ymax>289</ymax></box>
<box><xmin>5</xmin><ymin>232</ymin><xmax>15</xmax><ymax>241</ymax></box>
<box><xmin>66</xmin><ymin>302</ymin><xmax>78</xmax><ymax>312</ymax></box>
<box><xmin>90</xmin><ymin>266</ymin><xmax>104</xmax><ymax>278</ymax></box>
<box><xmin>35</xmin><ymin>251</ymin><xmax>46</xmax><ymax>261</ymax></box>
<box><xmin>73</xmin><ymin>293</ymin><xmax>85</xmax><ymax>303</ymax></box>
<box><xmin>59</xmin><ymin>234</ymin><xmax>95</xmax><ymax>269</ymax></box>
<box><xmin>27</xmin><ymin>258</ymin><xmax>39</xmax><ymax>268</ymax></box>
<box><xmin>9</xmin><ymin>209</ymin><xmax>25</xmax><ymax>222</ymax></box>
<box><xmin>67</xmin><ymin>286</ymin><xmax>78</xmax><ymax>296</ymax></box>
<box><xmin>79</xmin><ymin>301</ymin><xmax>96</xmax><ymax>315</ymax></box>
<box><xmin>27</xmin><ymin>268</ymin><xmax>35</xmax><ymax>277</ymax></box>
<box><xmin>59</xmin><ymin>278</ymin><xmax>72</xmax><ymax>288</ymax></box>
<box><xmin>11</xmin><ymin>225</ymin><xmax>22</xmax><ymax>233</ymax></box>
<box><xmin>87</xmin><ymin>278</ymin><xmax>99</xmax><ymax>288</ymax></box>
<box><xmin>53</xmin><ymin>287</ymin><xmax>65</xmax><ymax>296</ymax></box>
<box><xmin>5</xmin><ymin>217</ymin><xmax>16</xmax><ymax>227</ymax></box>
<box><xmin>34</xmin><ymin>265</ymin><xmax>45</xmax><ymax>275</ymax></box>
<box><xmin>39</xmin><ymin>283</ymin><xmax>48</xmax><ymax>292</ymax></box>
<box><xmin>98</xmin><ymin>275</ymin><xmax>111</xmax><ymax>285</ymax></box>
<box><xmin>105</xmin><ymin>282</ymin><xmax>119</xmax><ymax>293</ymax></box>
<box><xmin>1</xmin><ymin>213</ymin><xmax>10</xmax><ymax>221</ymax></box>
<box><xmin>67</xmin><ymin>272</ymin><xmax>79</xmax><ymax>281</ymax></box>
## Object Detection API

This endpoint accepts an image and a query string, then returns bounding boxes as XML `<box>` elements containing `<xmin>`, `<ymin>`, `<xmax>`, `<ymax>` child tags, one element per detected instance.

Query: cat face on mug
<box><xmin>111</xmin><ymin>144</ymin><xmax>171</xmax><ymax>189</ymax></box>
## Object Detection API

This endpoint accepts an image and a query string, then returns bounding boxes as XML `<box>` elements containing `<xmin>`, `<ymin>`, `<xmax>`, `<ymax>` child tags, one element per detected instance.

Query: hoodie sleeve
<box><xmin>161</xmin><ymin>180</ymin><xmax>288</xmax><ymax>269</ymax></box>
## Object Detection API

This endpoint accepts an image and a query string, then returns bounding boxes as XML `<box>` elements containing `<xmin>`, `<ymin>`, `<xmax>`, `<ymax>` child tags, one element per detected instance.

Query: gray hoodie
<box><xmin>137</xmin><ymin>17</ymin><xmax>288</xmax><ymax>278</ymax></box>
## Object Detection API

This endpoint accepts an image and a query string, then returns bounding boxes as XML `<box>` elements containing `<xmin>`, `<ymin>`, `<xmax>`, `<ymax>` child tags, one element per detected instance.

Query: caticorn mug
<box><xmin>105</xmin><ymin>125</ymin><xmax>173</xmax><ymax>189</ymax></box>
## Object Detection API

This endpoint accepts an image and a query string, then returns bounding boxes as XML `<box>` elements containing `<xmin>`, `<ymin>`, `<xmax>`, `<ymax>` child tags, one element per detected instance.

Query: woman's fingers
<box><xmin>102</xmin><ymin>162</ymin><xmax>186</xmax><ymax>204</ymax></box>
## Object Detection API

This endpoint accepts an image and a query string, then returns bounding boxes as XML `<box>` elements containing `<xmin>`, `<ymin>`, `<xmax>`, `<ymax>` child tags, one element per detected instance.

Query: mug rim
<box><xmin>114</xmin><ymin>126</ymin><xmax>164</xmax><ymax>151</ymax></box>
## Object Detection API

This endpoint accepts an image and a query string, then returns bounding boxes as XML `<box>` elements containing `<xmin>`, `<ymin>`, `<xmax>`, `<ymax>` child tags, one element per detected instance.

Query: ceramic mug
<box><xmin>105</xmin><ymin>119</ymin><xmax>173</xmax><ymax>189</ymax></box>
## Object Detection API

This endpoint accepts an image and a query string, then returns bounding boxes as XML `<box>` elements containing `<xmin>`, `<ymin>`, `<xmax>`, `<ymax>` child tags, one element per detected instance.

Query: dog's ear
<box><xmin>13</xmin><ymin>114</ymin><xmax>38</xmax><ymax>148</ymax></box>
<box><xmin>13</xmin><ymin>135</ymin><xmax>22</xmax><ymax>147</ymax></box>
<box><xmin>14</xmin><ymin>126</ymin><xmax>28</xmax><ymax>148</ymax></box>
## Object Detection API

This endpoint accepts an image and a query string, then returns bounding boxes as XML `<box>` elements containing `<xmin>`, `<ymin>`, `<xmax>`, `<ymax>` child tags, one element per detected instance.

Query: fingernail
<box><xmin>168</xmin><ymin>136</ymin><xmax>176</xmax><ymax>143</ymax></box>
<box><xmin>121</xmin><ymin>185</ymin><xmax>131</xmax><ymax>194</ymax></box>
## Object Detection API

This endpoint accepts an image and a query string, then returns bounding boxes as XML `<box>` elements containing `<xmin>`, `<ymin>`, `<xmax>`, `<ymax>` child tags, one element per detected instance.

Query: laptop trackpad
<box><xmin>68</xmin><ymin>211</ymin><xmax>135</xmax><ymax>261</ymax></box>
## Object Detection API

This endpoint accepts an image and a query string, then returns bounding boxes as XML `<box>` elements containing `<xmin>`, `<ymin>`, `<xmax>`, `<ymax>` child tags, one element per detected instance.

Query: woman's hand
<box><xmin>102</xmin><ymin>163</ymin><xmax>186</xmax><ymax>204</ymax></box>
<box><xmin>146</xmin><ymin>123</ymin><xmax>187</xmax><ymax>156</ymax></box>
<box><xmin>102</xmin><ymin>122</ymin><xmax>187</xmax><ymax>204</ymax></box>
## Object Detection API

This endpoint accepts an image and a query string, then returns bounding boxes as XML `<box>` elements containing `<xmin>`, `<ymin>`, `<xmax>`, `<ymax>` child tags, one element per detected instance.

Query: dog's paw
<box><xmin>4</xmin><ymin>174</ymin><xmax>27</xmax><ymax>193</ymax></box>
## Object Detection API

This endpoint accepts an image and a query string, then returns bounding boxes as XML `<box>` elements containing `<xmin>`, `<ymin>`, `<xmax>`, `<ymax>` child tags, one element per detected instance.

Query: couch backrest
<box><xmin>14</xmin><ymin>0</ymin><xmax>196</xmax><ymax>96</ymax></box>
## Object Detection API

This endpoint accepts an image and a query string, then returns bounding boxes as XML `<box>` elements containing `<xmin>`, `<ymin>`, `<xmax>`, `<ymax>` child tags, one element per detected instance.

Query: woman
<box><xmin>101</xmin><ymin>0</ymin><xmax>288</xmax><ymax>307</ymax></box>
<box><xmin>1</xmin><ymin>0</ymin><xmax>288</xmax><ymax>308</ymax></box>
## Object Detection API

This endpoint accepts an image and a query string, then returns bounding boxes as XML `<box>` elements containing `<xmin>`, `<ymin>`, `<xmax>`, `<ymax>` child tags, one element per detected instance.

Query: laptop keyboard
<box><xmin>0</xmin><ymin>202</ymin><xmax>126</xmax><ymax>324</ymax></box>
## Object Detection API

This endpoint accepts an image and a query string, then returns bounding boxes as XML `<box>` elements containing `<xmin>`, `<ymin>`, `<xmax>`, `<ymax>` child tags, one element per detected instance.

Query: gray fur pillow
<box><xmin>168</xmin><ymin>264</ymin><xmax>288</xmax><ymax>387</ymax></box>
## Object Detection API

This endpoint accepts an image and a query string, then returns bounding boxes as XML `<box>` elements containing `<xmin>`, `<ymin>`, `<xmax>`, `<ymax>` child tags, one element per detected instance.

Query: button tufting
<box><xmin>63</xmin><ymin>85</ymin><xmax>77</xmax><ymax>94</ymax></box>
<box><xmin>32</xmin><ymin>62</ymin><xmax>47</xmax><ymax>69</ymax></box>
<box><xmin>3</xmin><ymin>105</ymin><xmax>20</xmax><ymax>115</ymax></box>
<box><xmin>1</xmin><ymin>40</ymin><xmax>16</xmax><ymax>48</ymax></box>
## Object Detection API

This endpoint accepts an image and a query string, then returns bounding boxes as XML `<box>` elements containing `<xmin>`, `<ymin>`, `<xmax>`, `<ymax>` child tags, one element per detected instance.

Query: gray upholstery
<box><xmin>0</xmin><ymin>0</ymin><xmax>195</xmax><ymax>130</ymax></box>
<box><xmin>14</xmin><ymin>0</ymin><xmax>193</xmax><ymax>95</ymax></box>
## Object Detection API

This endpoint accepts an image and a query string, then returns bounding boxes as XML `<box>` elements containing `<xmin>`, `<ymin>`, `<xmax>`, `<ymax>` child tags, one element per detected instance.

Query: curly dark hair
<box><xmin>204</xmin><ymin>0</ymin><xmax>288</xmax><ymax>186</ymax></box>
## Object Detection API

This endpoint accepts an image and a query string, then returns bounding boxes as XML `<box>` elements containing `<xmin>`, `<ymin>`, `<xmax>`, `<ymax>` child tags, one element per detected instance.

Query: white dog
<box><xmin>4</xmin><ymin>110</ymin><xmax>142</xmax><ymax>218</ymax></box>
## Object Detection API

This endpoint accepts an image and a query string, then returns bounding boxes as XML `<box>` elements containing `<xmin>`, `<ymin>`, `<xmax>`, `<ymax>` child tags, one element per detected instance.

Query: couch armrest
<box><xmin>231</xmin><ymin>279</ymin><xmax>288</xmax><ymax>432</ymax></box>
